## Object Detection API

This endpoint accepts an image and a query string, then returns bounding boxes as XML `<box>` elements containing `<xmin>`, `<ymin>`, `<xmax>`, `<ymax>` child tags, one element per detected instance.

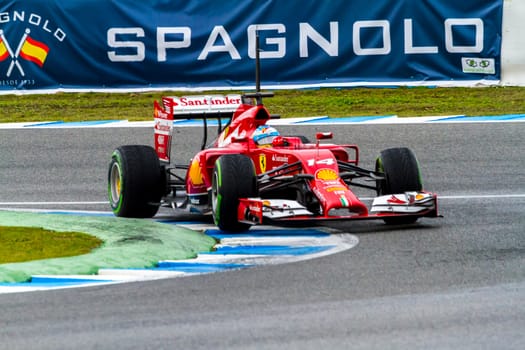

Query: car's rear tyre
<box><xmin>108</xmin><ymin>145</ymin><xmax>164</xmax><ymax>218</ymax></box>
<box><xmin>375</xmin><ymin>147</ymin><xmax>422</xmax><ymax>225</ymax></box>
<box><xmin>211</xmin><ymin>154</ymin><xmax>258</xmax><ymax>232</ymax></box>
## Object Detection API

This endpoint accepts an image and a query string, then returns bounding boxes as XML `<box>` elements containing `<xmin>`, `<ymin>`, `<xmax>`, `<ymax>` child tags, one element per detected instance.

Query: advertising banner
<box><xmin>0</xmin><ymin>0</ymin><xmax>503</xmax><ymax>92</ymax></box>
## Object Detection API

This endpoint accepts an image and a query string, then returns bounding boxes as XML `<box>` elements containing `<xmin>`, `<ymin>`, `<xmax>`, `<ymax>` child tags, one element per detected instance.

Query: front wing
<box><xmin>238</xmin><ymin>192</ymin><xmax>439</xmax><ymax>225</ymax></box>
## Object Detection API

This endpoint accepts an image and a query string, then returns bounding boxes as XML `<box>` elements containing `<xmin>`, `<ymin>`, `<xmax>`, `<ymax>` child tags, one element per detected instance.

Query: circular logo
<box><xmin>315</xmin><ymin>168</ymin><xmax>338</xmax><ymax>181</ymax></box>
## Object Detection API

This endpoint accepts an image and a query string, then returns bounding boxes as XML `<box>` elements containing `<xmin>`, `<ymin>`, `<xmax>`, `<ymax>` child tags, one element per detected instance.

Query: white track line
<box><xmin>438</xmin><ymin>194</ymin><xmax>525</xmax><ymax>199</ymax></box>
<box><xmin>1</xmin><ymin>194</ymin><xmax>524</xmax><ymax>208</ymax></box>
<box><xmin>357</xmin><ymin>194</ymin><xmax>525</xmax><ymax>201</ymax></box>
<box><xmin>0</xmin><ymin>201</ymin><xmax>108</xmax><ymax>205</ymax></box>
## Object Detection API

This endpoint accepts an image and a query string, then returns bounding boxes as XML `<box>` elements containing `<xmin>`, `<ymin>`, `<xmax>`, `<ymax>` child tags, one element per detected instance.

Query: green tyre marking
<box><xmin>109</xmin><ymin>150</ymin><xmax>124</xmax><ymax>215</ymax></box>
<box><xmin>415</xmin><ymin>157</ymin><xmax>424</xmax><ymax>188</ymax></box>
<box><xmin>214</xmin><ymin>160</ymin><xmax>223</xmax><ymax>225</ymax></box>
<box><xmin>214</xmin><ymin>193</ymin><xmax>222</xmax><ymax>226</ymax></box>
<box><xmin>216</xmin><ymin>159</ymin><xmax>222</xmax><ymax>187</ymax></box>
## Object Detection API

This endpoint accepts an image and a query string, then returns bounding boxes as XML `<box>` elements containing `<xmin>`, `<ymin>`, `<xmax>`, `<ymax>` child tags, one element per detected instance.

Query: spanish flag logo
<box><xmin>20</xmin><ymin>36</ymin><xmax>49</xmax><ymax>67</ymax></box>
<box><xmin>0</xmin><ymin>38</ymin><xmax>9</xmax><ymax>61</ymax></box>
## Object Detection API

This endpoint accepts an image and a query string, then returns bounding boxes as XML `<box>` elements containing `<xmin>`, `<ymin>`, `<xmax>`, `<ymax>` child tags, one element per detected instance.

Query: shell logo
<box><xmin>315</xmin><ymin>168</ymin><xmax>338</xmax><ymax>181</ymax></box>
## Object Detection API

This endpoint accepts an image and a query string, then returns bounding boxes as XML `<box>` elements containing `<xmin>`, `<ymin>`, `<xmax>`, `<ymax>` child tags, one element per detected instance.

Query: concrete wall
<box><xmin>502</xmin><ymin>0</ymin><xmax>525</xmax><ymax>85</ymax></box>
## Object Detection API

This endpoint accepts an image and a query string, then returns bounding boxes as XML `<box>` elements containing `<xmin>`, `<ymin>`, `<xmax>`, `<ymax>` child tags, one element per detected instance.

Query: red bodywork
<box><xmin>153</xmin><ymin>94</ymin><xmax>438</xmax><ymax>226</ymax></box>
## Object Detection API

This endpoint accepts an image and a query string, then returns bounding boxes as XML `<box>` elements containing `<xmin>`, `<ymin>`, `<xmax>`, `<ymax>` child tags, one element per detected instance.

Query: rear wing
<box><xmin>154</xmin><ymin>94</ymin><xmax>243</xmax><ymax>162</ymax></box>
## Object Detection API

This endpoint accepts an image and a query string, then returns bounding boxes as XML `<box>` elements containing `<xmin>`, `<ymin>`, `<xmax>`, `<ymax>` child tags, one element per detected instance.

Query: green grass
<box><xmin>0</xmin><ymin>86</ymin><xmax>523</xmax><ymax>123</ymax></box>
<box><xmin>0</xmin><ymin>226</ymin><xmax>103</xmax><ymax>264</ymax></box>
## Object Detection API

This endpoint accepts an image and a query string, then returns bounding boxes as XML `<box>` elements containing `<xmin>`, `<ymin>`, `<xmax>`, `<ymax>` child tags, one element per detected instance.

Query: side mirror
<box><xmin>316</xmin><ymin>132</ymin><xmax>333</xmax><ymax>140</ymax></box>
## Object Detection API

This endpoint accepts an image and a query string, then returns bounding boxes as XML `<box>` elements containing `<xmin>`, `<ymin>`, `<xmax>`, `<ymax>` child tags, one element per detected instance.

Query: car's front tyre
<box><xmin>211</xmin><ymin>154</ymin><xmax>258</xmax><ymax>232</ymax></box>
<box><xmin>375</xmin><ymin>147</ymin><xmax>423</xmax><ymax>225</ymax></box>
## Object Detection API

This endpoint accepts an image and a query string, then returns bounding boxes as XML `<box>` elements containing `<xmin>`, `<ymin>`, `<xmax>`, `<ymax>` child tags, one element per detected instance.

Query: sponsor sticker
<box><xmin>169</xmin><ymin>95</ymin><xmax>242</xmax><ymax>113</ymax></box>
<box><xmin>461</xmin><ymin>57</ymin><xmax>495</xmax><ymax>74</ymax></box>
<box><xmin>272</xmin><ymin>154</ymin><xmax>289</xmax><ymax>163</ymax></box>
<box><xmin>315</xmin><ymin>168</ymin><xmax>338</xmax><ymax>181</ymax></box>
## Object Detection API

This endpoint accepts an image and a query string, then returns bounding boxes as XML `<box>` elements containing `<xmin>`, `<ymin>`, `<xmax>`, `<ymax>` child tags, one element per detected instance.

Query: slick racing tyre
<box><xmin>211</xmin><ymin>154</ymin><xmax>258</xmax><ymax>232</ymax></box>
<box><xmin>108</xmin><ymin>145</ymin><xmax>164</xmax><ymax>218</ymax></box>
<box><xmin>376</xmin><ymin>147</ymin><xmax>423</xmax><ymax>225</ymax></box>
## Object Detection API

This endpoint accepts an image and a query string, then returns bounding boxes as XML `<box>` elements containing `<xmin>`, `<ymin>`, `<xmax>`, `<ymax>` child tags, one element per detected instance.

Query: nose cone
<box><xmin>313</xmin><ymin>178</ymin><xmax>368</xmax><ymax>216</ymax></box>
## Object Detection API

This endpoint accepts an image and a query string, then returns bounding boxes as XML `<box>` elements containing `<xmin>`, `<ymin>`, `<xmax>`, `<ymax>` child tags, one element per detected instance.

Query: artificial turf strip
<box><xmin>0</xmin><ymin>211</ymin><xmax>216</xmax><ymax>283</ymax></box>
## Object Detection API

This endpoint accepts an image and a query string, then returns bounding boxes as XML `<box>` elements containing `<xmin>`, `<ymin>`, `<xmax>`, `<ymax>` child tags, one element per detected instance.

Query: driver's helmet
<box><xmin>252</xmin><ymin>125</ymin><xmax>280</xmax><ymax>146</ymax></box>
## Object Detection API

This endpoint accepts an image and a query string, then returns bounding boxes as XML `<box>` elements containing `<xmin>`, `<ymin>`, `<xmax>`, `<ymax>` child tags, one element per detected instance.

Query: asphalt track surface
<box><xmin>1</xmin><ymin>122</ymin><xmax>524</xmax><ymax>349</ymax></box>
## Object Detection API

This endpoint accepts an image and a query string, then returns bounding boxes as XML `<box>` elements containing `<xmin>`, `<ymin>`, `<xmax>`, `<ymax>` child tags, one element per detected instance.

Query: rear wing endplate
<box><xmin>154</xmin><ymin>94</ymin><xmax>242</xmax><ymax>162</ymax></box>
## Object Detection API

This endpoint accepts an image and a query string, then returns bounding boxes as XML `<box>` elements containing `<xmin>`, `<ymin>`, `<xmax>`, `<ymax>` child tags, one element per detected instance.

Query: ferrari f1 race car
<box><xmin>108</xmin><ymin>92</ymin><xmax>439</xmax><ymax>232</ymax></box>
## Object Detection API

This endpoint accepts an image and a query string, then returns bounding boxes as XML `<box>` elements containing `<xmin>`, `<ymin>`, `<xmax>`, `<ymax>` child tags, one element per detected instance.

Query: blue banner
<box><xmin>0</xmin><ymin>0</ymin><xmax>503</xmax><ymax>92</ymax></box>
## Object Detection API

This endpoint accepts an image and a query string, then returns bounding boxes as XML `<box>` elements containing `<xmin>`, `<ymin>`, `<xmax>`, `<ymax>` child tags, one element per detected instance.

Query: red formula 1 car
<box><xmin>108</xmin><ymin>92</ymin><xmax>439</xmax><ymax>232</ymax></box>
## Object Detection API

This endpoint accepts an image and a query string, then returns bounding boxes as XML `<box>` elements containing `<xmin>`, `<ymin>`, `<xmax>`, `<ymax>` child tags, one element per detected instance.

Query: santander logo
<box><xmin>171</xmin><ymin>95</ymin><xmax>242</xmax><ymax>110</ymax></box>
<box><xmin>178</xmin><ymin>95</ymin><xmax>241</xmax><ymax>106</ymax></box>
